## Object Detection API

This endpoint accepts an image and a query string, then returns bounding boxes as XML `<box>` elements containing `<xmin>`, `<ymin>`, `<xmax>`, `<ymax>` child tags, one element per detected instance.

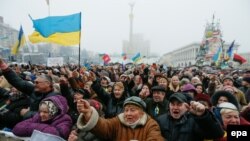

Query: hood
<box><xmin>42</xmin><ymin>95</ymin><xmax>68</xmax><ymax>115</ymax></box>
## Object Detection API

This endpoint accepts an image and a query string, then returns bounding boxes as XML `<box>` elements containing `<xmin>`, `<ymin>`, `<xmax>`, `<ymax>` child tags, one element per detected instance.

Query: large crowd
<box><xmin>0</xmin><ymin>57</ymin><xmax>250</xmax><ymax>141</ymax></box>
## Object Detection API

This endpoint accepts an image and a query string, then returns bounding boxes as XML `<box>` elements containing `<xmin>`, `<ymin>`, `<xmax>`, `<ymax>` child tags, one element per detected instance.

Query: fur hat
<box><xmin>211</xmin><ymin>90</ymin><xmax>239</xmax><ymax>110</ymax></box>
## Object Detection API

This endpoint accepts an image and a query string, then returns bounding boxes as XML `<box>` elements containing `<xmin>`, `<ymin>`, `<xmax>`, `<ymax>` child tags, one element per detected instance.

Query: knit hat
<box><xmin>222</xmin><ymin>76</ymin><xmax>234</xmax><ymax>82</ymax></box>
<box><xmin>182</xmin><ymin>84</ymin><xmax>196</xmax><ymax>93</ymax></box>
<box><xmin>179</xmin><ymin>78</ymin><xmax>190</xmax><ymax>86</ymax></box>
<box><xmin>218</xmin><ymin>102</ymin><xmax>238</xmax><ymax>110</ymax></box>
<box><xmin>213</xmin><ymin>102</ymin><xmax>239</xmax><ymax>126</ymax></box>
<box><xmin>124</xmin><ymin>96</ymin><xmax>146</xmax><ymax>109</ymax></box>
<box><xmin>88</xmin><ymin>99</ymin><xmax>103</xmax><ymax>113</ymax></box>
<box><xmin>242</xmin><ymin>77</ymin><xmax>250</xmax><ymax>84</ymax></box>
<box><xmin>40</xmin><ymin>100</ymin><xmax>58</xmax><ymax>117</ymax></box>
<box><xmin>211</xmin><ymin>90</ymin><xmax>239</xmax><ymax>110</ymax></box>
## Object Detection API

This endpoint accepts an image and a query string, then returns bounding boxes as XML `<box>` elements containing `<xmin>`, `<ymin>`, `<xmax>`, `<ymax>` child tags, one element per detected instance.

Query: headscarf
<box><xmin>40</xmin><ymin>100</ymin><xmax>58</xmax><ymax>117</ymax></box>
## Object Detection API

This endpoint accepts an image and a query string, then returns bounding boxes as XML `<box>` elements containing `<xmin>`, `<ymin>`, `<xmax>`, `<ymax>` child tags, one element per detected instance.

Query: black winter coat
<box><xmin>91</xmin><ymin>80</ymin><xmax>127</xmax><ymax>118</ymax></box>
<box><xmin>2</xmin><ymin>68</ymin><xmax>59</xmax><ymax>119</ymax></box>
<box><xmin>156</xmin><ymin>110</ymin><xmax>224</xmax><ymax>141</ymax></box>
<box><xmin>0</xmin><ymin>88</ymin><xmax>30</xmax><ymax>129</ymax></box>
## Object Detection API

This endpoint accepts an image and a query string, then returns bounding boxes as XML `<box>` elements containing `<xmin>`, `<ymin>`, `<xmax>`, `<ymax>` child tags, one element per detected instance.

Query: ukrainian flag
<box><xmin>132</xmin><ymin>53</ymin><xmax>141</xmax><ymax>63</ymax></box>
<box><xmin>11</xmin><ymin>26</ymin><xmax>26</xmax><ymax>55</ymax></box>
<box><xmin>29</xmin><ymin>12</ymin><xmax>81</xmax><ymax>46</ymax></box>
<box><xmin>212</xmin><ymin>47</ymin><xmax>222</xmax><ymax>66</ymax></box>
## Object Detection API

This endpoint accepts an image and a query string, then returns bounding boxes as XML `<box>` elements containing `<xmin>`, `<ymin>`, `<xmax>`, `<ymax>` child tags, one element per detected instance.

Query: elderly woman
<box><xmin>213</xmin><ymin>102</ymin><xmax>250</xmax><ymax>141</ymax></box>
<box><xmin>12</xmin><ymin>95</ymin><xmax>72</xmax><ymax>139</ymax></box>
<box><xmin>76</xmin><ymin>96</ymin><xmax>165</xmax><ymax>141</ymax></box>
<box><xmin>90</xmin><ymin>72</ymin><xmax>129</xmax><ymax>118</ymax></box>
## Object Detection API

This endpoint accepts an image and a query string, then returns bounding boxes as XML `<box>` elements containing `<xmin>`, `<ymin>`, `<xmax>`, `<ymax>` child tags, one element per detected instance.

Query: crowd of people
<box><xmin>0</xmin><ymin>57</ymin><xmax>250</xmax><ymax>141</ymax></box>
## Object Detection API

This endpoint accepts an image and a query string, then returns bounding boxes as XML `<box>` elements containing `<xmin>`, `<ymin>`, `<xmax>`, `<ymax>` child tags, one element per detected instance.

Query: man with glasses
<box><xmin>0</xmin><ymin>58</ymin><xmax>60</xmax><ymax>119</ymax></box>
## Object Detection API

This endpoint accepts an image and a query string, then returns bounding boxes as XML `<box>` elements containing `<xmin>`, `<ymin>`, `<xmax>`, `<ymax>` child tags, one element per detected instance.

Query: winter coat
<box><xmin>0</xmin><ymin>88</ymin><xmax>30</xmax><ymax>129</ymax></box>
<box><xmin>146</xmin><ymin>98</ymin><xmax>169</xmax><ymax>119</ymax></box>
<box><xmin>12</xmin><ymin>95</ymin><xmax>72</xmax><ymax>139</ymax></box>
<box><xmin>91</xmin><ymin>80</ymin><xmax>127</xmax><ymax>118</ymax></box>
<box><xmin>156</xmin><ymin>110</ymin><xmax>224</xmax><ymax>141</ymax></box>
<box><xmin>77</xmin><ymin>107</ymin><xmax>165</xmax><ymax>141</ymax></box>
<box><xmin>2</xmin><ymin>68</ymin><xmax>59</xmax><ymax>119</ymax></box>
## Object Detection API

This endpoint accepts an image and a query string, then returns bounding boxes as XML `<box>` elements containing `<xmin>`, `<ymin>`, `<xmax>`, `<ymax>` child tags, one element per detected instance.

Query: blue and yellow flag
<box><xmin>11</xmin><ymin>26</ymin><xmax>26</xmax><ymax>55</ymax></box>
<box><xmin>29</xmin><ymin>12</ymin><xmax>81</xmax><ymax>46</ymax></box>
<box><xmin>132</xmin><ymin>53</ymin><xmax>141</xmax><ymax>63</ymax></box>
<box><xmin>212</xmin><ymin>47</ymin><xmax>222</xmax><ymax>66</ymax></box>
<box><xmin>224</xmin><ymin>40</ymin><xmax>235</xmax><ymax>61</ymax></box>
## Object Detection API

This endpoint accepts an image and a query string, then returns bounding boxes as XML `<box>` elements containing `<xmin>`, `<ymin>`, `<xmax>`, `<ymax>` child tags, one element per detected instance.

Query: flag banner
<box><xmin>11</xmin><ymin>26</ymin><xmax>26</xmax><ymax>55</ymax></box>
<box><xmin>31</xmin><ymin>13</ymin><xmax>81</xmax><ymax>37</ymax></box>
<box><xmin>122</xmin><ymin>53</ymin><xmax>127</xmax><ymax>60</ymax></box>
<box><xmin>225</xmin><ymin>40</ymin><xmax>235</xmax><ymax>61</ymax></box>
<box><xmin>102</xmin><ymin>54</ymin><xmax>111</xmax><ymax>64</ymax></box>
<box><xmin>233</xmin><ymin>53</ymin><xmax>247</xmax><ymax>64</ymax></box>
<box><xmin>212</xmin><ymin>47</ymin><xmax>222</xmax><ymax>61</ymax></box>
<box><xmin>29</xmin><ymin>31</ymin><xmax>80</xmax><ymax>46</ymax></box>
<box><xmin>29</xmin><ymin>12</ymin><xmax>81</xmax><ymax>46</ymax></box>
<box><xmin>132</xmin><ymin>53</ymin><xmax>141</xmax><ymax>63</ymax></box>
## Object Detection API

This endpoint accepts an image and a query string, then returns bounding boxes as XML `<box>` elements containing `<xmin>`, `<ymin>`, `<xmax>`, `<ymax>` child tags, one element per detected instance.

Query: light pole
<box><xmin>129</xmin><ymin>2</ymin><xmax>135</xmax><ymax>58</ymax></box>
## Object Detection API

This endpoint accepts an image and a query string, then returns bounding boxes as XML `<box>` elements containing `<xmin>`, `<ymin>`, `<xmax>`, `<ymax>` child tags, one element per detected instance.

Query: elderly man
<box><xmin>0</xmin><ymin>58</ymin><xmax>59</xmax><ymax>119</ymax></box>
<box><xmin>76</xmin><ymin>96</ymin><xmax>165</xmax><ymax>141</ymax></box>
<box><xmin>156</xmin><ymin>93</ymin><xmax>224</xmax><ymax>141</ymax></box>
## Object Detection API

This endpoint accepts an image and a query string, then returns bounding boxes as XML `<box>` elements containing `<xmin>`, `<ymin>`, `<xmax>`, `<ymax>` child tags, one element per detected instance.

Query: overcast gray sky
<box><xmin>1</xmin><ymin>0</ymin><xmax>249</xmax><ymax>55</ymax></box>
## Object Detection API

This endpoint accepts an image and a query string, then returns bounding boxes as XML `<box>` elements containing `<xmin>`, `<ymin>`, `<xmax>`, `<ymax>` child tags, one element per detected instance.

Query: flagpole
<box><xmin>46</xmin><ymin>0</ymin><xmax>50</xmax><ymax>16</ymax></box>
<box><xmin>78</xmin><ymin>12</ymin><xmax>82</xmax><ymax>68</ymax></box>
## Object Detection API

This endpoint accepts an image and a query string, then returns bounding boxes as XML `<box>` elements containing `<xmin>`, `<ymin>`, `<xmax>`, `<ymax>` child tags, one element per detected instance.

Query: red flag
<box><xmin>233</xmin><ymin>53</ymin><xmax>247</xmax><ymax>64</ymax></box>
<box><xmin>102</xmin><ymin>54</ymin><xmax>111</xmax><ymax>64</ymax></box>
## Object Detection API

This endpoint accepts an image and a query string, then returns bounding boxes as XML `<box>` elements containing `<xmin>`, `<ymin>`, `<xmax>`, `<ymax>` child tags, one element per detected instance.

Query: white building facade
<box><xmin>159</xmin><ymin>42</ymin><xmax>239</xmax><ymax>67</ymax></box>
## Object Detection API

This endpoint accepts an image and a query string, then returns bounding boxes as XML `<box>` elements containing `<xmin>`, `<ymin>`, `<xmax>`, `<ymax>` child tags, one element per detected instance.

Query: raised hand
<box><xmin>189</xmin><ymin>101</ymin><xmax>206</xmax><ymax>116</ymax></box>
<box><xmin>77</xmin><ymin>99</ymin><xmax>93</xmax><ymax>121</ymax></box>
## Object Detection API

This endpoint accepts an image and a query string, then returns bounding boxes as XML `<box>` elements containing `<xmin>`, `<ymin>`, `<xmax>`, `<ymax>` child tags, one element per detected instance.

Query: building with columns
<box><xmin>159</xmin><ymin>42</ymin><xmax>239</xmax><ymax>67</ymax></box>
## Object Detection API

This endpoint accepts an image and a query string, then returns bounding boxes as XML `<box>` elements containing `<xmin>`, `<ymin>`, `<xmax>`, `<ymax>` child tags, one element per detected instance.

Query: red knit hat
<box><xmin>195</xmin><ymin>94</ymin><xmax>212</xmax><ymax>107</ymax></box>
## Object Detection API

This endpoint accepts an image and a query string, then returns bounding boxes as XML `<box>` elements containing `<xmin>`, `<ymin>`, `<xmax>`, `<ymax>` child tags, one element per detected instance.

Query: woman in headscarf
<box><xmin>12</xmin><ymin>95</ymin><xmax>72</xmax><ymax>139</ymax></box>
